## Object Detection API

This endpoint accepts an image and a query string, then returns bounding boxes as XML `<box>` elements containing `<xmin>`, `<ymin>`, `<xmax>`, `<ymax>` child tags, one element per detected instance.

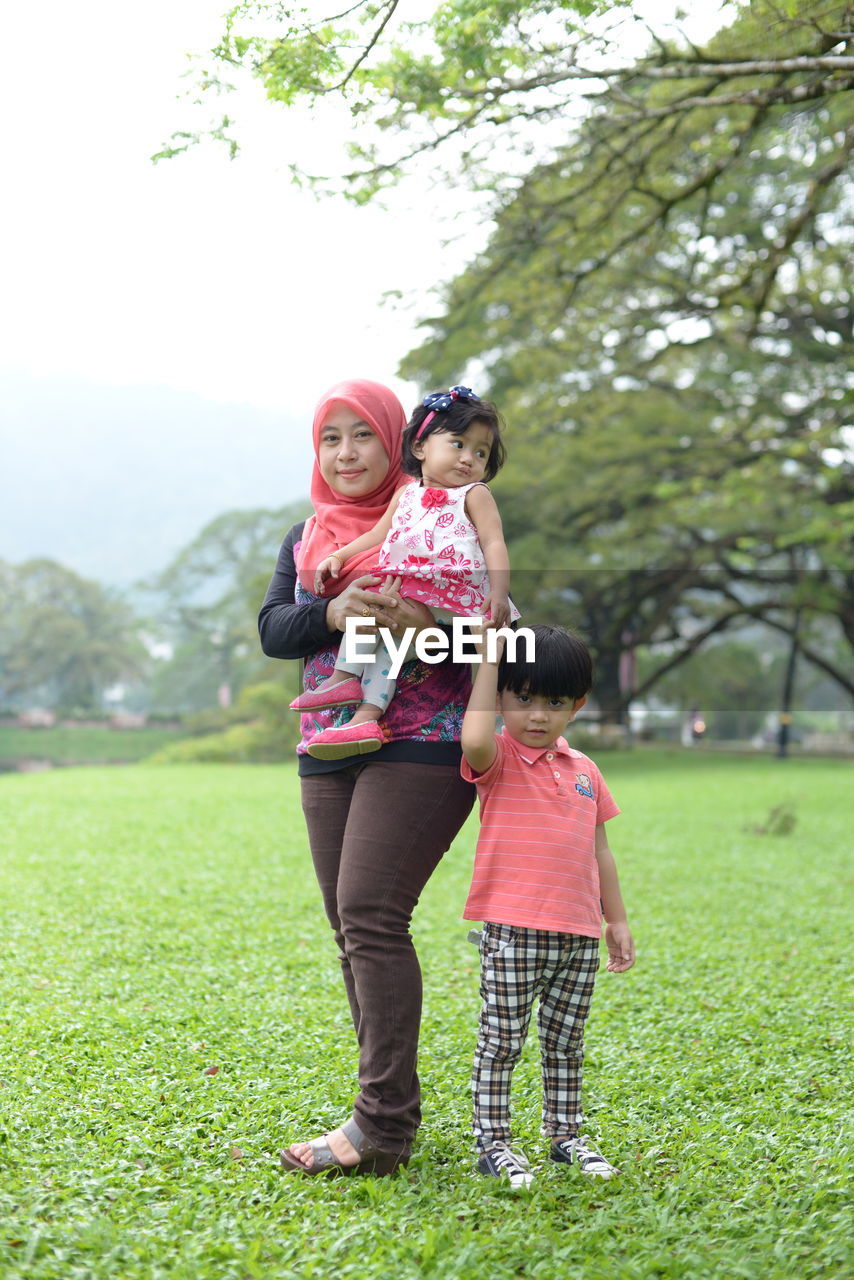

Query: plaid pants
<box><xmin>472</xmin><ymin>922</ymin><xmax>600</xmax><ymax>1152</ymax></box>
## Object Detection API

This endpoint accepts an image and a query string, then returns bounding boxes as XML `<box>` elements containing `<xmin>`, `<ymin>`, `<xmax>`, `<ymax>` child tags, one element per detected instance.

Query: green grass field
<box><xmin>0</xmin><ymin>725</ymin><xmax>187</xmax><ymax>768</ymax></box>
<box><xmin>1</xmin><ymin>752</ymin><xmax>850</xmax><ymax>1279</ymax></box>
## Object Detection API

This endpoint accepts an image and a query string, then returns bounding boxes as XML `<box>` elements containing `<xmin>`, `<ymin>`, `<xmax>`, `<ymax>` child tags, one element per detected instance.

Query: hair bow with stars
<box><xmin>416</xmin><ymin>386</ymin><xmax>481</xmax><ymax>438</ymax></box>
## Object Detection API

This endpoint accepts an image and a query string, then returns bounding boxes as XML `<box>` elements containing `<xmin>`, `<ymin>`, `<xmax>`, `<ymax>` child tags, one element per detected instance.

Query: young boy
<box><xmin>460</xmin><ymin>624</ymin><xmax>635</xmax><ymax>1189</ymax></box>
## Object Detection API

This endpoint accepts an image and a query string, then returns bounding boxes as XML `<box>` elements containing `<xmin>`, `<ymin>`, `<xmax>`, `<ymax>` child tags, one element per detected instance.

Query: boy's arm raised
<box><xmin>460</xmin><ymin>628</ymin><xmax>502</xmax><ymax>775</ymax></box>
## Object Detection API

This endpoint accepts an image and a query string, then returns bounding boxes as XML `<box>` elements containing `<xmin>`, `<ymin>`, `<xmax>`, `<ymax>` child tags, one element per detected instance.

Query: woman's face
<box><xmin>317</xmin><ymin>405</ymin><xmax>390</xmax><ymax>498</ymax></box>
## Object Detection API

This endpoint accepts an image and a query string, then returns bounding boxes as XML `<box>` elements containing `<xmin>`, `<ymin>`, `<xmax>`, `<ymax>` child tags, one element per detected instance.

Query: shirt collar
<box><xmin>501</xmin><ymin>728</ymin><xmax>573</xmax><ymax>766</ymax></box>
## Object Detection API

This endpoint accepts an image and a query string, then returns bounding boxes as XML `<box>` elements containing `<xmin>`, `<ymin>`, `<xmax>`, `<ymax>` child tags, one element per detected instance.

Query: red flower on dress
<box><xmin>421</xmin><ymin>488</ymin><xmax>448</xmax><ymax>508</ymax></box>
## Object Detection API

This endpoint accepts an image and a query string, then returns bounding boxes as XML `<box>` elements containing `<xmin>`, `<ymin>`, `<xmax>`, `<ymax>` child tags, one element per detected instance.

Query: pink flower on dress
<box><xmin>421</xmin><ymin>488</ymin><xmax>448</xmax><ymax>508</ymax></box>
<box><xmin>436</xmin><ymin>548</ymin><xmax>476</xmax><ymax>571</ymax></box>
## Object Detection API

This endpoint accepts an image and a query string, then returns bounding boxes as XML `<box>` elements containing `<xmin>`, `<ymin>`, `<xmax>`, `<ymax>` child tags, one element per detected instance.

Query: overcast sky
<box><xmin>1</xmin><ymin>0</ymin><xmax>473</xmax><ymax>418</ymax></box>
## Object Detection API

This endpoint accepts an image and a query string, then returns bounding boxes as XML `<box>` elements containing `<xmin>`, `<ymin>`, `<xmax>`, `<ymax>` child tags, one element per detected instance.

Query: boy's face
<box><xmin>497</xmin><ymin>685</ymin><xmax>586</xmax><ymax>751</ymax></box>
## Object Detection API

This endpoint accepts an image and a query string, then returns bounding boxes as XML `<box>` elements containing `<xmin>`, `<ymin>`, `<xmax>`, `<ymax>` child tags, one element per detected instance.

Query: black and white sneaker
<box><xmin>476</xmin><ymin>1143</ymin><xmax>535</xmax><ymax>1189</ymax></box>
<box><xmin>550</xmin><ymin>1134</ymin><xmax>619</xmax><ymax>1179</ymax></box>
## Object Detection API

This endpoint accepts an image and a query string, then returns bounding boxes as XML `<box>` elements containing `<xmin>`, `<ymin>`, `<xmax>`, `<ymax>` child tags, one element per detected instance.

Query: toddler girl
<box><xmin>291</xmin><ymin>385</ymin><xmax>519</xmax><ymax>759</ymax></box>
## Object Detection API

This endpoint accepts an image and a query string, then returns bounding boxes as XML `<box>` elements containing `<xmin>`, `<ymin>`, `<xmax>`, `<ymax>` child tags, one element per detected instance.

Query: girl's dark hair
<box><xmin>402</xmin><ymin>396</ymin><xmax>506</xmax><ymax>481</ymax></box>
<box><xmin>498</xmin><ymin>625</ymin><xmax>593</xmax><ymax>702</ymax></box>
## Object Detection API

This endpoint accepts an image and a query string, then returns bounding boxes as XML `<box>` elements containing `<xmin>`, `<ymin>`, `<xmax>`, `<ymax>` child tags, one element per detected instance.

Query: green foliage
<box><xmin>223</xmin><ymin>0</ymin><xmax>620</xmax><ymax>116</ymax></box>
<box><xmin>148</xmin><ymin>719</ymin><xmax>290</xmax><ymax>763</ymax></box>
<box><xmin>150</xmin><ymin>678</ymin><xmax>302</xmax><ymax>763</ymax></box>
<box><xmin>159</xmin><ymin>0</ymin><xmax>853</xmax><ymax>718</ymax></box>
<box><xmin>166</xmin><ymin>1</ymin><xmax>851</xmax><ymax>204</ymax></box>
<box><xmin>0</xmin><ymin>559</ymin><xmax>148</xmax><ymax>711</ymax></box>
<box><xmin>147</xmin><ymin>502</ymin><xmax>310</xmax><ymax>714</ymax></box>
<box><xmin>637</xmin><ymin>640</ymin><xmax>782</xmax><ymax>734</ymax></box>
<box><xmin>0</xmin><ymin>753</ymin><xmax>850</xmax><ymax>1277</ymax></box>
<box><xmin>394</xmin><ymin>2</ymin><xmax>853</xmax><ymax>714</ymax></box>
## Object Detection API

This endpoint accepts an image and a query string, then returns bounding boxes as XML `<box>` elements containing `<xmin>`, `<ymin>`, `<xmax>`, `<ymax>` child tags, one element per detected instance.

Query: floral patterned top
<box><xmin>258</xmin><ymin>521</ymin><xmax>474</xmax><ymax>773</ymax></box>
<box><xmin>378</xmin><ymin>481</ymin><xmax>520</xmax><ymax>619</ymax></box>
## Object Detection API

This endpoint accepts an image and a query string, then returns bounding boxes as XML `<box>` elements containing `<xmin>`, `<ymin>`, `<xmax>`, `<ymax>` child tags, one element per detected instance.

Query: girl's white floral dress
<box><xmin>377</xmin><ymin>481</ymin><xmax>520</xmax><ymax>619</ymax></box>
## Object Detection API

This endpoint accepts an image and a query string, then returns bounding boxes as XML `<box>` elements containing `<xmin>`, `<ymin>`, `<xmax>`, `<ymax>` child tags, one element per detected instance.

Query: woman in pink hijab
<box><xmin>259</xmin><ymin>378</ymin><xmax>475</xmax><ymax>1176</ymax></box>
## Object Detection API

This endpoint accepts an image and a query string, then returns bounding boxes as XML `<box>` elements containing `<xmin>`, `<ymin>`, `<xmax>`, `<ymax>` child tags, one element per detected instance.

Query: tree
<box><xmin>389</xmin><ymin>1</ymin><xmax>854</xmax><ymax>716</ymax></box>
<box><xmin>162</xmin><ymin>0</ymin><xmax>853</xmax><ymax>214</ymax></box>
<box><xmin>147</xmin><ymin>503</ymin><xmax>309</xmax><ymax>712</ymax></box>
<box><xmin>162</xmin><ymin>0</ymin><xmax>853</xmax><ymax>719</ymax></box>
<box><xmin>0</xmin><ymin>559</ymin><xmax>148</xmax><ymax>711</ymax></box>
<box><xmin>637</xmin><ymin>638</ymin><xmax>783</xmax><ymax>738</ymax></box>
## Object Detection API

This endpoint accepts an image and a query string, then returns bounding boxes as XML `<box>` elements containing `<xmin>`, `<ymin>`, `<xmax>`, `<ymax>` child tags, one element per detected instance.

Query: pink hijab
<box><xmin>296</xmin><ymin>379</ymin><xmax>407</xmax><ymax>596</ymax></box>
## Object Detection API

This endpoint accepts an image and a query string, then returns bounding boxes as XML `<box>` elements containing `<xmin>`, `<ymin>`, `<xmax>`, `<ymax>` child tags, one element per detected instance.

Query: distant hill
<box><xmin>0</xmin><ymin>372</ymin><xmax>314</xmax><ymax>586</ymax></box>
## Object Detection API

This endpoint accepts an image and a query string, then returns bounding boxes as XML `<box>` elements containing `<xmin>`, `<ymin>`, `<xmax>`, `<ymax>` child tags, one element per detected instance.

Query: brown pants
<box><xmin>300</xmin><ymin>760</ymin><xmax>475</xmax><ymax>1154</ymax></box>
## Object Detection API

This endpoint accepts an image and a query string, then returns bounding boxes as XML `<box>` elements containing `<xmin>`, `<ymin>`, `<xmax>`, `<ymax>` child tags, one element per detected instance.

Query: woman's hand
<box><xmin>379</xmin><ymin>576</ymin><xmax>437</xmax><ymax>638</ymax></box>
<box><xmin>325</xmin><ymin>574</ymin><xmax>405</xmax><ymax>634</ymax></box>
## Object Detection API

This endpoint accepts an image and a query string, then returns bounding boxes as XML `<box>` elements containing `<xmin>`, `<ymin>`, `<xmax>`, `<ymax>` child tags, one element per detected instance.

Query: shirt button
<box><xmin>546</xmin><ymin>752</ymin><xmax>554</xmax><ymax>761</ymax></box>
<box><xmin>554</xmin><ymin>771</ymin><xmax>561</xmax><ymax>780</ymax></box>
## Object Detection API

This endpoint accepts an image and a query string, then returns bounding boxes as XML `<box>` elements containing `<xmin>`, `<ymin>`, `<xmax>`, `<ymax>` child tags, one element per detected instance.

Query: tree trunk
<box><xmin>595</xmin><ymin>647</ymin><xmax>624</xmax><ymax>725</ymax></box>
<box><xmin>777</xmin><ymin>609</ymin><xmax>801</xmax><ymax>759</ymax></box>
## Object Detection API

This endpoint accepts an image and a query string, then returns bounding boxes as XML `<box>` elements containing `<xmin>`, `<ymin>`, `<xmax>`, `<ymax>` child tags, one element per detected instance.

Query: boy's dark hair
<box><xmin>498</xmin><ymin>625</ymin><xmax>593</xmax><ymax>702</ymax></box>
<box><xmin>402</xmin><ymin>395</ymin><xmax>506</xmax><ymax>482</ymax></box>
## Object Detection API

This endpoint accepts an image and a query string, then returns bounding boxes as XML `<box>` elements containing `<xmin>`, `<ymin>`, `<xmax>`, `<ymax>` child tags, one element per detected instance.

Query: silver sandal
<box><xmin>279</xmin><ymin>1117</ymin><xmax>408</xmax><ymax>1177</ymax></box>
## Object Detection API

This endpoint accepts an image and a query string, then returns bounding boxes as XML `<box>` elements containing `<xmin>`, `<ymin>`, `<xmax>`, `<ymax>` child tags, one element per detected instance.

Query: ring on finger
<box><xmin>361</xmin><ymin>606</ymin><xmax>370</xmax><ymax>617</ymax></box>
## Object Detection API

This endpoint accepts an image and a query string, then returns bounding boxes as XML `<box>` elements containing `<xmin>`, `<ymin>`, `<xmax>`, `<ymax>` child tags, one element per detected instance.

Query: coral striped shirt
<box><xmin>461</xmin><ymin>729</ymin><xmax>620</xmax><ymax>936</ymax></box>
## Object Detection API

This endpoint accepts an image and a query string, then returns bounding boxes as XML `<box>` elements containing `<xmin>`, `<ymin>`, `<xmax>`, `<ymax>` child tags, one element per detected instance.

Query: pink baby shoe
<box><xmin>290</xmin><ymin>677</ymin><xmax>364</xmax><ymax>712</ymax></box>
<box><xmin>306</xmin><ymin>721</ymin><xmax>385</xmax><ymax>760</ymax></box>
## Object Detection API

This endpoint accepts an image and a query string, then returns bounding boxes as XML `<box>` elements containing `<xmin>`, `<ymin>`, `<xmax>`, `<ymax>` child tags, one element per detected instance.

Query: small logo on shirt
<box><xmin>575</xmin><ymin>772</ymin><xmax>594</xmax><ymax>799</ymax></box>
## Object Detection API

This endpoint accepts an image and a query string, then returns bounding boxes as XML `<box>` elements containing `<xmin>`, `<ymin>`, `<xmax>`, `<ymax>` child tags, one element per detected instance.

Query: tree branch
<box><xmin>456</xmin><ymin>56</ymin><xmax>854</xmax><ymax>100</ymax></box>
<box><xmin>326</xmin><ymin>0</ymin><xmax>401</xmax><ymax>93</ymax></box>
<box><xmin>627</xmin><ymin>609</ymin><xmax>743</xmax><ymax>706</ymax></box>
